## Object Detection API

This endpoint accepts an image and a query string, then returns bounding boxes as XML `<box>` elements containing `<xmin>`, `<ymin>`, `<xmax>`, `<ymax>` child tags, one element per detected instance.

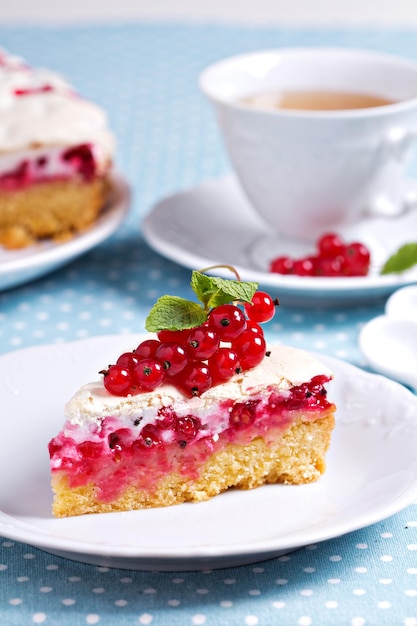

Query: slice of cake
<box><xmin>48</xmin><ymin>272</ymin><xmax>336</xmax><ymax>517</ymax></box>
<box><xmin>0</xmin><ymin>48</ymin><xmax>115</xmax><ymax>249</ymax></box>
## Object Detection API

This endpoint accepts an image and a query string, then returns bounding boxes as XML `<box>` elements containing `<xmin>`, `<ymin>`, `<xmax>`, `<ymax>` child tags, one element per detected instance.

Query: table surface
<box><xmin>0</xmin><ymin>20</ymin><xmax>417</xmax><ymax>626</ymax></box>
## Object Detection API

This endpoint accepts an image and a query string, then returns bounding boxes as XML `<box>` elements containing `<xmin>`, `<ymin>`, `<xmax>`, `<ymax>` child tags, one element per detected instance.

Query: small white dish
<box><xmin>0</xmin><ymin>172</ymin><xmax>131</xmax><ymax>292</ymax></box>
<box><xmin>1</xmin><ymin>334</ymin><xmax>417</xmax><ymax>571</ymax></box>
<box><xmin>359</xmin><ymin>285</ymin><xmax>417</xmax><ymax>390</ymax></box>
<box><xmin>142</xmin><ymin>175</ymin><xmax>417</xmax><ymax>306</ymax></box>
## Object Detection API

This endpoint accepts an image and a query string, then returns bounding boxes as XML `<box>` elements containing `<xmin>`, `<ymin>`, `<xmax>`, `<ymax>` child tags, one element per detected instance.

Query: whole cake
<box><xmin>48</xmin><ymin>272</ymin><xmax>336</xmax><ymax>517</ymax></box>
<box><xmin>0</xmin><ymin>48</ymin><xmax>115</xmax><ymax>249</ymax></box>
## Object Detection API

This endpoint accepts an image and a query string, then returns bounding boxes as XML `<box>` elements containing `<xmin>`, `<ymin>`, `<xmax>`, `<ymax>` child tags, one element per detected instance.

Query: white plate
<box><xmin>0</xmin><ymin>172</ymin><xmax>130</xmax><ymax>292</ymax></box>
<box><xmin>142</xmin><ymin>175</ymin><xmax>417</xmax><ymax>306</ymax></box>
<box><xmin>1</xmin><ymin>335</ymin><xmax>417</xmax><ymax>571</ymax></box>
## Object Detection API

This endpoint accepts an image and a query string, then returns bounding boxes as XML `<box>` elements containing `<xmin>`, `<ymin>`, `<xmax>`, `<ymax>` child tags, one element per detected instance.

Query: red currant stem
<box><xmin>198</xmin><ymin>264</ymin><xmax>242</xmax><ymax>282</ymax></box>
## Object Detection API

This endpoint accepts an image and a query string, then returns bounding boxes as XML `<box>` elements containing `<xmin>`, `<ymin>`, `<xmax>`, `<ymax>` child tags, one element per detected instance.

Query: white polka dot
<box><xmin>40</xmin><ymin>586</ymin><xmax>52</xmax><ymax>593</ymax></box>
<box><xmin>407</xmin><ymin>568</ymin><xmax>417</xmax><ymax>574</ymax></box>
<box><xmin>120</xmin><ymin>577</ymin><xmax>133</xmax><ymax>583</ymax></box>
<box><xmin>278</xmin><ymin>555</ymin><xmax>291</xmax><ymax>561</ymax></box>
<box><xmin>276</xmin><ymin>579</ymin><xmax>288</xmax><ymax>585</ymax></box>
<box><xmin>356</xmin><ymin>543</ymin><xmax>368</xmax><ymax>549</ymax></box>
<box><xmin>328</xmin><ymin>578</ymin><xmax>340</xmax><ymax>584</ymax></box>
<box><xmin>353</xmin><ymin>589</ymin><xmax>366</xmax><ymax>596</ymax></box>
<box><xmin>62</xmin><ymin>598</ymin><xmax>75</xmax><ymax>606</ymax></box>
<box><xmin>380</xmin><ymin>555</ymin><xmax>393</xmax><ymax>562</ymax></box>
<box><xmin>379</xmin><ymin>578</ymin><xmax>392</xmax><ymax>584</ymax></box>
<box><xmin>248</xmin><ymin>589</ymin><xmax>261</xmax><ymax>596</ymax></box>
<box><xmin>355</xmin><ymin>567</ymin><xmax>368</xmax><ymax>573</ymax></box>
<box><xmin>408</xmin><ymin>544</ymin><xmax>417</xmax><ymax>551</ymax></box>
<box><xmin>143</xmin><ymin>587</ymin><xmax>156</xmax><ymax>594</ymax></box>
<box><xmin>168</xmin><ymin>599</ymin><xmax>180</xmax><ymax>606</ymax></box>
<box><xmin>252</xmin><ymin>567</ymin><xmax>264</xmax><ymax>573</ymax></box>
<box><xmin>405</xmin><ymin>619</ymin><xmax>417</xmax><ymax>626</ymax></box>
<box><xmin>406</xmin><ymin>521</ymin><xmax>417</xmax><ymax>527</ymax></box>
<box><xmin>17</xmin><ymin>576</ymin><xmax>29</xmax><ymax>582</ymax></box>
<box><xmin>378</xmin><ymin>601</ymin><xmax>391</xmax><ymax>609</ymax></box>
<box><xmin>138</xmin><ymin>614</ymin><xmax>153</xmax><ymax>625</ymax></box>
<box><xmin>115</xmin><ymin>599</ymin><xmax>128</xmax><ymax>606</ymax></box>
<box><xmin>298</xmin><ymin>617</ymin><xmax>312</xmax><ymax>626</ymax></box>
<box><xmin>303</xmin><ymin>567</ymin><xmax>316</xmax><ymax>573</ymax></box>
<box><xmin>2</xmin><ymin>541</ymin><xmax>14</xmax><ymax>547</ymax></box>
<box><xmin>329</xmin><ymin>555</ymin><xmax>342</xmax><ymax>562</ymax></box>
<box><xmin>68</xmin><ymin>576</ymin><xmax>81</xmax><ymax>582</ymax></box>
<box><xmin>23</xmin><ymin>553</ymin><xmax>36</xmax><ymax>559</ymax></box>
<box><xmin>192</xmin><ymin>615</ymin><xmax>206</xmax><ymax>625</ymax></box>
<box><xmin>46</xmin><ymin>564</ymin><xmax>58</xmax><ymax>570</ymax></box>
<box><xmin>92</xmin><ymin>588</ymin><xmax>105</xmax><ymax>594</ymax></box>
<box><xmin>272</xmin><ymin>601</ymin><xmax>286</xmax><ymax>608</ymax></box>
<box><xmin>32</xmin><ymin>614</ymin><xmax>47</xmax><ymax>624</ymax></box>
<box><xmin>172</xmin><ymin>577</ymin><xmax>184</xmax><ymax>583</ymax></box>
<box><xmin>325</xmin><ymin>601</ymin><xmax>338</xmax><ymax>608</ymax></box>
<box><xmin>301</xmin><ymin>589</ymin><xmax>313</xmax><ymax>596</ymax></box>
<box><xmin>381</xmin><ymin>532</ymin><xmax>393</xmax><ymax>538</ymax></box>
<box><xmin>223</xmin><ymin>578</ymin><xmax>236</xmax><ymax>584</ymax></box>
<box><xmin>86</xmin><ymin>616</ymin><xmax>100</xmax><ymax>625</ymax></box>
<box><xmin>244</xmin><ymin>617</ymin><xmax>259</xmax><ymax>626</ymax></box>
<box><xmin>220</xmin><ymin>601</ymin><xmax>233</xmax><ymax>608</ymax></box>
<box><xmin>0</xmin><ymin>564</ymin><xmax>7</xmax><ymax>571</ymax></box>
<box><xmin>9</xmin><ymin>598</ymin><xmax>23</xmax><ymax>605</ymax></box>
<box><xmin>405</xmin><ymin>590</ymin><xmax>417</xmax><ymax>596</ymax></box>
<box><xmin>351</xmin><ymin>618</ymin><xmax>366</xmax><ymax>626</ymax></box>
<box><xmin>196</xmin><ymin>589</ymin><xmax>209</xmax><ymax>594</ymax></box>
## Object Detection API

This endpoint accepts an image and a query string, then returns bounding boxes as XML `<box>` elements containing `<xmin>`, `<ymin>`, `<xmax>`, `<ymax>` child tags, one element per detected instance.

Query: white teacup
<box><xmin>199</xmin><ymin>48</ymin><xmax>417</xmax><ymax>241</ymax></box>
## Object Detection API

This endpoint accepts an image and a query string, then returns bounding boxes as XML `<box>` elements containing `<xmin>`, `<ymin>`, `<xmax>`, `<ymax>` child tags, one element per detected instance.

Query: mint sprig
<box><xmin>381</xmin><ymin>242</ymin><xmax>417</xmax><ymax>275</ymax></box>
<box><xmin>145</xmin><ymin>270</ymin><xmax>258</xmax><ymax>333</ymax></box>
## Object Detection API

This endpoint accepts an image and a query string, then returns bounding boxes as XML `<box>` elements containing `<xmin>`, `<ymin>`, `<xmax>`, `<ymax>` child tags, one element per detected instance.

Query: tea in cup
<box><xmin>199</xmin><ymin>48</ymin><xmax>417</xmax><ymax>241</ymax></box>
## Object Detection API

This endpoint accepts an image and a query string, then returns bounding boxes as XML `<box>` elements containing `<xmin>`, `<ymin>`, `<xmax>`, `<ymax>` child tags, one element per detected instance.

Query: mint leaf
<box><xmin>381</xmin><ymin>243</ymin><xmax>417</xmax><ymax>275</ymax></box>
<box><xmin>191</xmin><ymin>271</ymin><xmax>257</xmax><ymax>309</ymax></box>
<box><xmin>145</xmin><ymin>295</ymin><xmax>207</xmax><ymax>332</ymax></box>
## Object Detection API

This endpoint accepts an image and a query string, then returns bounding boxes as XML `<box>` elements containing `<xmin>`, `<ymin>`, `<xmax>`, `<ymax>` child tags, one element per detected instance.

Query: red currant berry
<box><xmin>269</xmin><ymin>255</ymin><xmax>294</xmax><ymax>274</ymax></box>
<box><xmin>175</xmin><ymin>415</ymin><xmax>201</xmax><ymax>442</ymax></box>
<box><xmin>156</xmin><ymin>406</ymin><xmax>176</xmax><ymax>429</ymax></box>
<box><xmin>208</xmin><ymin>304</ymin><xmax>246</xmax><ymax>341</ymax></box>
<box><xmin>208</xmin><ymin>347</ymin><xmax>241</xmax><ymax>385</ymax></box>
<box><xmin>138</xmin><ymin>424</ymin><xmax>163</xmax><ymax>448</ymax></box>
<box><xmin>134</xmin><ymin>339</ymin><xmax>160</xmax><ymax>359</ymax></box>
<box><xmin>155</xmin><ymin>342</ymin><xmax>187</xmax><ymax>376</ymax></box>
<box><xmin>245</xmin><ymin>320</ymin><xmax>264</xmax><ymax>337</ymax></box>
<box><xmin>108</xmin><ymin>428</ymin><xmax>131</xmax><ymax>452</ymax></box>
<box><xmin>185</xmin><ymin>324</ymin><xmax>219</xmax><ymax>360</ymax></box>
<box><xmin>343</xmin><ymin>242</ymin><xmax>371</xmax><ymax>276</ymax></box>
<box><xmin>132</xmin><ymin>358</ymin><xmax>165</xmax><ymax>392</ymax></box>
<box><xmin>233</xmin><ymin>331</ymin><xmax>266</xmax><ymax>370</ymax></box>
<box><xmin>244</xmin><ymin>290</ymin><xmax>277</xmax><ymax>323</ymax></box>
<box><xmin>174</xmin><ymin>363</ymin><xmax>212</xmax><ymax>397</ymax></box>
<box><xmin>229</xmin><ymin>400</ymin><xmax>259</xmax><ymax>429</ymax></box>
<box><xmin>317</xmin><ymin>232</ymin><xmax>345</xmax><ymax>258</ymax></box>
<box><xmin>315</xmin><ymin>255</ymin><xmax>346</xmax><ymax>277</ymax></box>
<box><xmin>102</xmin><ymin>364</ymin><xmax>133</xmax><ymax>396</ymax></box>
<box><xmin>157</xmin><ymin>329</ymin><xmax>190</xmax><ymax>343</ymax></box>
<box><xmin>116</xmin><ymin>351</ymin><xmax>141</xmax><ymax>370</ymax></box>
<box><xmin>293</xmin><ymin>256</ymin><xmax>317</xmax><ymax>276</ymax></box>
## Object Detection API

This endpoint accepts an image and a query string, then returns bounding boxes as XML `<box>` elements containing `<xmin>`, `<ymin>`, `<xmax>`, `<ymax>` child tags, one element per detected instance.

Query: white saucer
<box><xmin>1</xmin><ymin>334</ymin><xmax>417</xmax><ymax>571</ymax></box>
<box><xmin>142</xmin><ymin>175</ymin><xmax>417</xmax><ymax>306</ymax></box>
<box><xmin>0</xmin><ymin>172</ymin><xmax>131</xmax><ymax>292</ymax></box>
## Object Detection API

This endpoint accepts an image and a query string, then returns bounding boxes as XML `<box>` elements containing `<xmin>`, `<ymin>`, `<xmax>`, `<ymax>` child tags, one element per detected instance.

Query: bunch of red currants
<box><xmin>269</xmin><ymin>232</ymin><xmax>371</xmax><ymax>277</ymax></box>
<box><xmin>101</xmin><ymin>291</ymin><xmax>278</xmax><ymax>398</ymax></box>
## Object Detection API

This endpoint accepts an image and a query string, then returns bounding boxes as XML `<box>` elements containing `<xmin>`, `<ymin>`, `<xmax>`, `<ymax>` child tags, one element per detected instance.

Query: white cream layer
<box><xmin>0</xmin><ymin>48</ymin><xmax>114</xmax><ymax>163</ymax></box>
<box><xmin>64</xmin><ymin>345</ymin><xmax>332</xmax><ymax>430</ymax></box>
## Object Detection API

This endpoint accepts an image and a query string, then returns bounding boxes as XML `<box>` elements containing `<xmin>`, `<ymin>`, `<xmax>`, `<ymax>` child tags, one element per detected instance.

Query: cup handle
<box><xmin>366</xmin><ymin>126</ymin><xmax>417</xmax><ymax>217</ymax></box>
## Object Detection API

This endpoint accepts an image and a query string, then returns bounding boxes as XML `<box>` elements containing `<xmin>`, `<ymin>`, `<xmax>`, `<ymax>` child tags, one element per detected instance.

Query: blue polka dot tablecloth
<box><xmin>0</xmin><ymin>20</ymin><xmax>417</xmax><ymax>626</ymax></box>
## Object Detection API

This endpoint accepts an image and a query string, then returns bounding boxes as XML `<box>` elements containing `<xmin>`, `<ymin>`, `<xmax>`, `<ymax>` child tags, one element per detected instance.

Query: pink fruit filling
<box><xmin>49</xmin><ymin>375</ymin><xmax>334</xmax><ymax>502</ymax></box>
<box><xmin>0</xmin><ymin>143</ymin><xmax>98</xmax><ymax>191</ymax></box>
